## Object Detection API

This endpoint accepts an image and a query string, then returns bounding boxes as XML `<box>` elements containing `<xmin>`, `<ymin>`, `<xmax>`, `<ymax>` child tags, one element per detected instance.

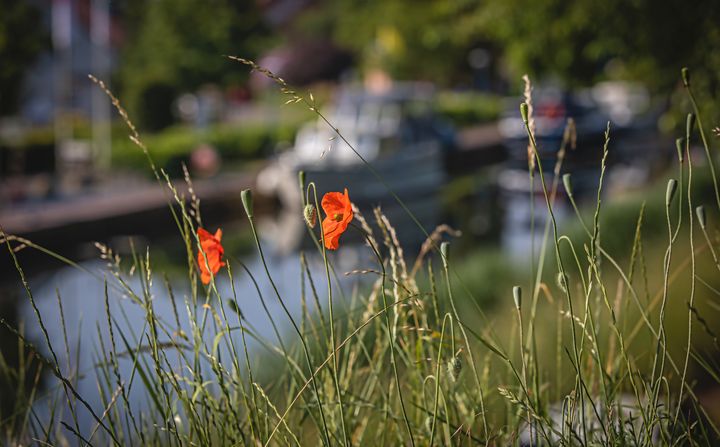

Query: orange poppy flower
<box><xmin>197</xmin><ymin>228</ymin><xmax>225</xmax><ymax>284</ymax></box>
<box><xmin>321</xmin><ymin>188</ymin><xmax>353</xmax><ymax>250</ymax></box>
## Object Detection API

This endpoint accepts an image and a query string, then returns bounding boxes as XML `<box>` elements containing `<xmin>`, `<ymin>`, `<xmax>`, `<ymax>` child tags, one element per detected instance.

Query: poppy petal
<box><xmin>322</xmin><ymin>192</ymin><xmax>347</xmax><ymax>215</ymax></box>
<box><xmin>320</xmin><ymin>190</ymin><xmax>353</xmax><ymax>250</ymax></box>
<box><xmin>198</xmin><ymin>228</ymin><xmax>213</xmax><ymax>242</ymax></box>
<box><xmin>197</xmin><ymin>228</ymin><xmax>225</xmax><ymax>284</ymax></box>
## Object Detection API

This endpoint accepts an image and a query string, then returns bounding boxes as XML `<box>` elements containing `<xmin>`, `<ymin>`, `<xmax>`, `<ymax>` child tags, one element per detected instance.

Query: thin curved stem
<box><xmin>245</xmin><ymin>217</ymin><xmax>332</xmax><ymax>447</ymax></box>
<box><xmin>355</xmin><ymin>225</ymin><xmax>417</xmax><ymax>447</ymax></box>
<box><xmin>430</xmin><ymin>314</ymin><xmax>453</xmax><ymax>445</ymax></box>
<box><xmin>308</xmin><ymin>182</ymin><xmax>349</xmax><ymax>446</ymax></box>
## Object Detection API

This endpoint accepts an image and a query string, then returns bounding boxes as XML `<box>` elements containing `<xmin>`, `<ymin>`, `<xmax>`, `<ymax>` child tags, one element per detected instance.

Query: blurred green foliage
<box><xmin>118</xmin><ymin>0</ymin><xmax>273</xmax><ymax>130</ymax></box>
<box><xmin>3</xmin><ymin>0</ymin><xmax>717</xmax><ymax>131</ymax></box>
<box><xmin>473</xmin><ymin>0</ymin><xmax>720</xmax><ymax>87</ymax></box>
<box><xmin>297</xmin><ymin>1</ymin><xmax>477</xmax><ymax>84</ymax></box>
<box><xmin>0</xmin><ymin>0</ymin><xmax>47</xmax><ymax>116</ymax></box>
<box><xmin>111</xmin><ymin>120</ymin><xmax>302</xmax><ymax>173</ymax></box>
<box><xmin>434</xmin><ymin>91</ymin><xmax>501</xmax><ymax>126</ymax></box>
<box><xmin>300</xmin><ymin>0</ymin><xmax>720</xmax><ymax>93</ymax></box>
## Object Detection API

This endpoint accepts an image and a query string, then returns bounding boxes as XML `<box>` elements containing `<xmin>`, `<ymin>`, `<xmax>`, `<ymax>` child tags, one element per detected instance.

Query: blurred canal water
<box><xmin>1</xmin><ymin>226</ymin><xmax>376</xmax><ymax>435</ymax></box>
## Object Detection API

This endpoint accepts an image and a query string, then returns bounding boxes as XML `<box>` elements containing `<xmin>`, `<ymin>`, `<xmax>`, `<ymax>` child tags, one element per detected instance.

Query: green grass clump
<box><xmin>2</xmin><ymin>63</ymin><xmax>720</xmax><ymax>446</ymax></box>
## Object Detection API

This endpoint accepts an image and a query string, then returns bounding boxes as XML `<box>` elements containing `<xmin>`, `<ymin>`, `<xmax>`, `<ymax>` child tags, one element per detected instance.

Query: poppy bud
<box><xmin>520</xmin><ymin>102</ymin><xmax>529</xmax><ymax>124</ymax></box>
<box><xmin>512</xmin><ymin>286</ymin><xmax>522</xmax><ymax>310</ymax></box>
<box><xmin>681</xmin><ymin>67</ymin><xmax>690</xmax><ymax>87</ymax></box>
<box><xmin>686</xmin><ymin>113</ymin><xmax>696</xmax><ymax>139</ymax></box>
<box><xmin>440</xmin><ymin>241</ymin><xmax>450</xmax><ymax>268</ymax></box>
<box><xmin>303</xmin><ymin>204</ymin><xmax>317</xmax><ymax>228</ymax></box>
<box><xmin>424</xmin><ymin>416</ymin><xmax>434</xmax><ymax>433</ymax></box>
<box><xmin>298</xmin><ymin>170</ymin><xmax>306</xmax><ymax>196</ymax></box>
<box><xmin>562</xmin><ymin>173</ymin><xmax>573</xmax><ymax>198</ymax></box>
<box><xmin>675</xmin><ymin>138</ymin><xmax>685</xmax><ymax>163</ymax></box>
<box><xmin>696</xmin><ymin>205</ymin><xmax>707</xmax><ymax>229</ymax></box>
<box><xmin>241</xmin><ymin>189</ymin><xmax>254</xmax><ymax>218</ymax></box>
<box><xmin>447</xmin><ymin>356</ymin><xmax>462</xmax><ymax>382</ymax></box>
<box><xmin>557</xmin><ymin>272</ymin><xmax>568</xmax><ymax>293</ymax></box>
<box><xmin>666</xmin><ymin>179</ymin><xmax>678</xmax><ymax>207</ymax></box>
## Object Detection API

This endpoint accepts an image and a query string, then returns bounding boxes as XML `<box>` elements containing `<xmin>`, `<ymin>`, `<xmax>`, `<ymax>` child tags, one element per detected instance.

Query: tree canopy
<box><xmin>118</xmin><ymin>0</ymin><xmax>271</xmax><ymax>130</ymax></box>
<box><xmin>0</xmin><ymin>0</ymin><xmax>47</xmax><ymax>116</ymax></box>
<box><xmin>297</xmin><ymin>0</ymin><xmax>720</xmax><ymax>93</ymax></box>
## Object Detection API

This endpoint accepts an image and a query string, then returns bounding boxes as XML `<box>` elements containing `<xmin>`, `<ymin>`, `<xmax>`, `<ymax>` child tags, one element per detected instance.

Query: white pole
<box><xmin>51</xmin><ymin>0</ymin><xmax>73</xmax><ymax>180</ymax></box>
<box><xmin>91</xmin><ymin>0</ymin><xmax>111</xmax><ymax>170</ymax></box>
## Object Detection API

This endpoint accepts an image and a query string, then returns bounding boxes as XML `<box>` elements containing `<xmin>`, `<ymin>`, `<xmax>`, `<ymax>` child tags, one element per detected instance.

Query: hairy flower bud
<box><xmin>424</xmin><ymin>416</ymin><xmax>434</xmax><ymax>433</ymax></box>
<box><xmin>696</xmin><ymin>205</ymin><xmax>707</xmax><ymax>229</ymax></box>
<box><xmin>520</xmin><ymin>102</ymin><xmax>529</xmax><ymax>124</ymax></box>
<box><xmin>512</xmin><ymin>286</ymin><xmax>522</xmax><ymax>310</ymax></box>
<box><xmin>681</xmin><ymin>67</ymin><xmax>690</xmax><ymax>87</ymax></box>
<box><xmin>562</xmin><ymin>173</ymin><xmax>573</xmax><ymax>198</ymax></box>
<box><xmin>303</xmin><ymin>204</ymin><xmax>317</xmax><ymax>228</ymax></box>
<box><xmin>666</xmin><ymin>179</ymin><xmax>678</xmax><ymax>207</ymax></box>
<box><xmin>557</xmin><ymin>272</ymin><xmax>568</xmax><ymax>293</ymax></box>
<box><xmin>440</xmin><ymin>241</ymin><xmax>450</xmax><ymax>269</ymax></box>
<box><xmin>675</xmin><ymin>138</ymin><xmax>685</xmax><ymax>163</ymax></box>
<box><xmin>447</xmin><ymin>356</ymin><xmax>462</xmax><ymax>382</ymax></box>
<box><xmin>241</xmin><ymin>189</ymin><xmax>254</xmax><ymax>218</ymax></box>
<box><xmin>298</xmin><ymin>170</ymin><xmax>306</xmax><ymax>197</ymax></box>
<box><xmin>686</xmin><ymin>113</ymin><xmax>696</xmax><ymax>139</ymax></box>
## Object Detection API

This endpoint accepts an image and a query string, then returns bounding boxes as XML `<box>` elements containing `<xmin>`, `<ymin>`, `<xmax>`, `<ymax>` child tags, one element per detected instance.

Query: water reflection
<box><xmin>10</xmin><ymin>239</ymin><xmax>369</xmax><ymax>435</ymax></box>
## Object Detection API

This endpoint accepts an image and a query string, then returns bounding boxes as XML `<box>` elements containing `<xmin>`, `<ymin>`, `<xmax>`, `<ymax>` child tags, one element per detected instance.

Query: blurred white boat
<box><xmin>257</xmin><ymin>84</ymin><xmax>453</xmax><ymax>251</ymax></box>
<box><xmin>258</xmin><ymin>84</ymin><xmax>451</xmax><ymax>206</ymax></box>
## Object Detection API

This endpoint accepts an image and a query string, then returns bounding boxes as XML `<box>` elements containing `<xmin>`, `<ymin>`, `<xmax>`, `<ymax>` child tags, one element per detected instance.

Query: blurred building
<box><xmin>20</xmin><ymin>0</ymin><xmax>122</xmax><ymax>125</ymax></box>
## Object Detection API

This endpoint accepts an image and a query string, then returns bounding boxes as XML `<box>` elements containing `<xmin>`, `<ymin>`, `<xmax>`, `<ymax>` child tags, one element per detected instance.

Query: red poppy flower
<box><xmin>197</xmin><ymin>228</ymin><xmax>225</xmax><ymax>284</ymax></box>
<box><xmin>321</xmin><ymin>188</ymin><xmax>353</xmax><ymax>250</ymax></box>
